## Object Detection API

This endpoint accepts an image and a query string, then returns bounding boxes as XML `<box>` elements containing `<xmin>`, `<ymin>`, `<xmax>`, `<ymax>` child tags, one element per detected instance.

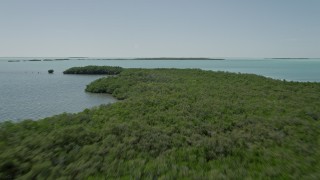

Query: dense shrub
<box><xmin>63</xmin><ymin>65</ymin><xmax>123</xmax><ymax>75</ymax></box>
<box><xmin>1</xmin><ymin>68</ymin><xmax>320</xmax><ymax>179</ymax></box>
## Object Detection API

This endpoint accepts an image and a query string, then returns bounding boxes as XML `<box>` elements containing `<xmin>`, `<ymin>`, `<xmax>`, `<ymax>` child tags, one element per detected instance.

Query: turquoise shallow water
<box><xmin>0</xmin><ymin>58</ymin><xmax>319</xmax><ymax>121</ymax></box>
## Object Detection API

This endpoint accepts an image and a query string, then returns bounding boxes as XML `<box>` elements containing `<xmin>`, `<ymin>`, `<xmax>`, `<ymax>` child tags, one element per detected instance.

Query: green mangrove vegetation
<box><xmin>1</xmin><ymin>67</ymin><xmax>320</xmax><ymax>179</ymax></box>
<box><xmin>28</xmin><ymin>59</ymin><xmax>41</xmax><ymax>62</ymax></box>
<box><xmin>63</xmin><ymin>65</ymin><xmax>123</xmax><ymax>75</ymax></box>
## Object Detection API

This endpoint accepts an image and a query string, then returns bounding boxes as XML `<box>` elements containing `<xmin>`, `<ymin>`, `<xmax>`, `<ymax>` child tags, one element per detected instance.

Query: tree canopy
<box><xmin>63</xmin><ymin>65</ymin><xmax>123</xmax><ymax>75</ymax></box>
<box><xmin>1</xmin><ymin>68</ymin><xmax>320</xmax><ymax>179</ymax></box>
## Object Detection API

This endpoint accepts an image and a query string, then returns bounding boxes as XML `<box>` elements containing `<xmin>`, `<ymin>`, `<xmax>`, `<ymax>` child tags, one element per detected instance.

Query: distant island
<box><xmin>63</xmin><ymin>65</ymin><xmax>123</xmax><ymax>75</ymax></box>
<box><xmin>54</xmin><ymin>58</ymin><xmax>70</xmax><ymax>61</ymax></box>
<box><xmin>133</xmin><ymin>57</ymin><xmax>225</xmax><ymax>60</ymax></box>
<box><xmin>95</xmin><ymin>57</ymin><xmax>225</xmax><ymax>60</ymax></box>
<box><xmin>6</xmin><ymin>57</ymin><xmax>225</xmax><ymax>62</ymax></box>
<box><xmin>28</xmin><ymin>59</ymin><xmax>42</xmax><ymax>61</ymax></box>
<box><xmin>68</xmin><ymin>57</ymin><xmax>88</xmax><ymax>58</ymax></box>
<box><xmin>266</xmin><ymin>58</ymin><xmax>310</xmax><ymax>59</ymax></box>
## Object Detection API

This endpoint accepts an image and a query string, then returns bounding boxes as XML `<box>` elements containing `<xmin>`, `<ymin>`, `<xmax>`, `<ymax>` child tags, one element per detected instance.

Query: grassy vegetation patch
<box><xmin>1</xmin><ymin>68</ymin><xmax>320</xmax><ymax>179</ymax></box>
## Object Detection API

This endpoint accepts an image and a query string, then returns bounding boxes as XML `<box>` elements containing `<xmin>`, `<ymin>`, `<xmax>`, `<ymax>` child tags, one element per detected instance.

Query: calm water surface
<box><xmin>1</xmin><ymin>58</ymin><xmax>319</xmax><ymax>121</ymax></box>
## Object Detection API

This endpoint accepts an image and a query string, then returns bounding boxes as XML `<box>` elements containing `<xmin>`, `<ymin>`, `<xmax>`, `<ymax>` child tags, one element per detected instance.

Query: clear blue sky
<box><xmin>0</xmin><ymin>0</ymin><xmax>319</xmax><ymax>58</ymax></box>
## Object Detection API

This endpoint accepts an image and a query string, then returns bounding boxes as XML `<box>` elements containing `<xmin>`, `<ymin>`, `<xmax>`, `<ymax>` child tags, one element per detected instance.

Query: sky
<box><xmin>0</xmin><ymin>0</ymin><xmax>319</xmax><ymax>58</ymax></box>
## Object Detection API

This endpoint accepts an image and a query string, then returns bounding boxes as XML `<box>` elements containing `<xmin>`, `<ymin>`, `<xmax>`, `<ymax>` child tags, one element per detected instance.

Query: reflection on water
<box><xmin>0</xmin><ymin>70</ymin><xmax>117</xmax><ymax>121</ymax></box>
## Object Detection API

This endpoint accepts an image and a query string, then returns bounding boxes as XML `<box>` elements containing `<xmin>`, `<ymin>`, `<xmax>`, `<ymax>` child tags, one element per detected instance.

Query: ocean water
<box><xmin>0</xmin><ymin>57</ymin><xmax>319</xmax><ymax>121</ymax></box>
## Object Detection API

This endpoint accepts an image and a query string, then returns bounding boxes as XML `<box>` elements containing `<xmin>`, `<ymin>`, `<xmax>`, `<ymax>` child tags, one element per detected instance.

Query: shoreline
<box><xmin>1</xmin><ymin>67</ymin><xmax>320</xmax><ymax>178</ymax></box>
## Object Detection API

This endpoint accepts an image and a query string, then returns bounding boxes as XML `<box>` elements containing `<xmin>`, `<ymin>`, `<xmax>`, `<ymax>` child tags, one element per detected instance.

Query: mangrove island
<box><xmin>1</xmin><ymin>67</ymin><xmax>320</xmax><ymax>179</ymax></box>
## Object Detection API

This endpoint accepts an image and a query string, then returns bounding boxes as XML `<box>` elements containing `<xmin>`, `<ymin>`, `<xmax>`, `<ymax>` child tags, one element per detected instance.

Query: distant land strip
<box><xmin>266</xmin><ymin>58</ymin><xmax>310</xmax><ymax>59</ymax></box>
<box><xmin>68</xmin><ymin>57</ymin><xmax>88</xmax><ymax>58</ymax></box>
<box><xmin>133</xmin><ymin>57</ymin><xmax>225</xmax><ymax>60</ymax></box>
<box><xmin>95</xmin><ymin>57</ymin><xmax>225</xmax><ymax>60</ymax></box>
<box><xmin>7</xmin><ymin>57</ymin><xmax>225</xmax><ymax>62</ymax></box>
